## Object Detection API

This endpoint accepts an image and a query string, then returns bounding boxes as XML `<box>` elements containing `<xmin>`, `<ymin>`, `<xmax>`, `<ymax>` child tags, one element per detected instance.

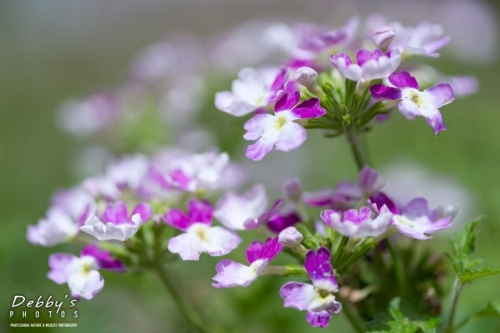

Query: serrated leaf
<box><xmin>368</xmin><ymin>298</ymin><xmax>441</xmax><ymax>333</ymax></box>
<box><xmin>449</xmin><ymin>218</ymin><xmax>483</xmax><ymax>259</ymax></box>
<box><xmin>458</xmin><ymin>265</ymin><xmax>500</xmax><ymax>284</ymax></box>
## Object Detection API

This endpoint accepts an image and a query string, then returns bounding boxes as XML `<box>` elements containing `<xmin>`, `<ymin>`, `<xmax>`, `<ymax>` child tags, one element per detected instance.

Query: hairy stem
<box><xmin>386</xmin><ymin>238</ymin><xmax>406</xmax><ymax>296</ymax></box>
<box><xmin>445</xmin><ymin>278</ymin><xmax>463</xmax><ymax>333</ymax></box>
<box><xmin>344</xmin><ymin>123</ymin><xmax>366</xmax><ymax>170</ymax></box>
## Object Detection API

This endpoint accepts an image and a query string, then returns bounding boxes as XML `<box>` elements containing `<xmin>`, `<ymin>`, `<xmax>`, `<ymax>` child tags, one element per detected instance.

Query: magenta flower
<box><xmin>280</xmin><ymin>247</ymin><xmax>341</xmax><ymax>328</ymax></box>
<box><xmin>81</xmin><ymin>244</ymin><xmax>126</xmax><ymax>272</ymax></box>
<box><xmin>212</xmin><ymin>237</ymin><xmax>284</xmax><ymax>288</ymax></box>
<box><xmin>391</xmin><ymin>198</ymin><xmax>452</xmax><ymax>240</ymax></box>
<box><xmin>370</xmin><ymin>71</ymin><xmax>454</xmax><ymax>134</ymax></box>
<box><xmin>215</xmin><ymin>67</ymin><xmax>287</xmax><ymax>117</ymax></box>
<box><xmin>244</xmin><ymin>91</ymin><xmax>326</xmax><ymax>161</ymax></box>
<box><xmin>330</xmin><ymin>48</ymin><xmax>401</xmax><ymax>82</ymax></box>
<box><xmin>321</xmin><ymin>205</ymin><xmax>393</xmax><ymax>238</ymax></box>
<box><xmin>165</xmin><ymin>199</ymin><xmax>241</xmax><ymax>261</ymax></box>
<box><xmin>80</xmin><ymin>202</ymin><xmax>152</xmax><ymax>241</ymax></box>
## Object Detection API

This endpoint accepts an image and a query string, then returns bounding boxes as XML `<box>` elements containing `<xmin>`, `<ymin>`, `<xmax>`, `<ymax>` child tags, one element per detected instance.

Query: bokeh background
<box><xmin>1</xmin><ymin>0</ymin><xmax>500</xmax><ymax>332</ymax></box>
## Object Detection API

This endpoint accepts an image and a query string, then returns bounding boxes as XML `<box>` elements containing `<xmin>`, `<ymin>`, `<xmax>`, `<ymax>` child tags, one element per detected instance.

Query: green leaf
<box><xmin>368</xmin><ymin>298</ymin><xmax>441</xmax><ymax>333</ymax></box>
<box><xmin>476</xmin><ymin>300</ymin><xmax>500</xmax><ymax>318</ymax></box>
<box><xmin>458</xmin><ymin>265</ymin><xmax>500</xmax><ymax>284</ymax></box>
<box><xmin>445</xmin><ymin>217</ymin><xmax>500</xmax><ymax>283</ymax></box>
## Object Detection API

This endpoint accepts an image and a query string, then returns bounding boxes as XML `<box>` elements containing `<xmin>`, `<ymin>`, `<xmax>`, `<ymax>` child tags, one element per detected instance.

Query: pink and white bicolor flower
<box><xmin>370</xmin><ymin>71</ymin><xmax>454</xmax><ymax>135</ymax></box>
<box><xmin>212</xmin><ymin>237</ymin><xmax>284</xmax><ymax>288</ymax></box>
<box><xmin>280</xmin><ymin>247</ymin><xmax>342</xmax><ymax>328</ymax></box>
<box><xmin>391</xmin><ymin>198</ymin><xmax>452</xmax><ymax>240</ymax></box>
<box><xmin>213</xmin><ymin>184</ymin><xmax>281</xmax><ymax>230</ymax></box>
<box><xmin>244</xmin><ymin>91</ymin><xmax>326</xmax><ymax>161</ymax></box>
<box><xmin>47</xmin><ymin>245</ymin><xmax>125</xmax><ymax>299</ymax></box>
<box><xmin>80</xmin><ymin>202</ymin><xmax>152</xmax><ymax>241</ymax></box>
<box><xmin>320</xmin><ymin>205</ymin><xmax>393</xmax><ymax>238</ymax></box>
<box><xmin>215</xmin><ymin>67</ymin><xmax>287</xmax><ymax>117</ymax></box>
<box><xmin>27</xmin><ymin>188</ymin><xmax>95</xmax><ymax>247</ymax></box>
<box><xmin>164</xmin><ymin>199</ymin><xmax>241</xmax><ymax>261</ymax></box>
<box><xmin>330</xmin><ymin>48</ymin><xmax>401</xmax><ymax>82</ymax></box>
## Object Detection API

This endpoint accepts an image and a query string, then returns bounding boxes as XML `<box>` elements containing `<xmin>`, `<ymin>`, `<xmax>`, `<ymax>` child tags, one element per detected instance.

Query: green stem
<box><xmin>344</xmin><ymin>123</ymin><xmax>366</xmax><ymax>170</ymax></box>
<box><xmin>155</xmin><ymin>263</ymin><xmax>208</xmax><ymax>333</ymax></box>
<box><xmin>337</xmin><ymin>294</ymin><xmax>366</xmax><ymax>333</ymax></box>
<box><xmin>445</xmin><ymin>278</ymin><xmax>463</xmax><ymax>333</ymax></box>
<box><xmin>386</xmin><ymin>238</ymin><xmax>406</xmax><ymax>296</ymax></box>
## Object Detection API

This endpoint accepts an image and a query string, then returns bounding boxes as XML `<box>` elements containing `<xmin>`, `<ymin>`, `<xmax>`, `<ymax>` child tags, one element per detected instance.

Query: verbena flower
<box><xmin>391</xmin><ymin>198</ymin><xmax>453</xmax><ymax>240</ymax></box>
<box><xmin>213</xmin><ymin>184</ymin><xmax>281</xmax><ymax>230</ymax></box>
<box><xmin>320</xmin><ymin>205</ymin><xmax>392</xmax><ymax>238</ymax></box>
<box><xmin>303</xmin><ymin>181</ymin><xmax>362</xmax><ymax>210</ymax></box>
<box><xmin>373</xmin><ymin>22</ymin><xmax>450</xmax><ymax>58</ymax></box>
<box><xmin>212</xmin><ymin>237</ymin><xmax>283</xmax><ymax>288</ymax></box>
<box><xmin>165</xmin><ymin>199</ymin><xmax>241</xmax><ymax>260</ymax></box>
<box><xmin>27</xmin><ymin>188</ymin><xmax>95</xmax><ymax>247</ymax></box>
<box><xmin>244</xmin><ymin>91</ymin><xmax>325</xmax><ymax>160</ymax></box>
<box><xmin>215</xmin><ymin>67</ymin><xmax>287</xmax><ymax>116</ymax></box>
<box><xmin>80</xmin><ymin>202</ymin><xmax>152</xmax><ymax>241</ymax></box>
<box><xmin>370</xmin><ymin>71</ymin><xmax>454</xmax><ymax>134</ymax></box>
<box><xmin>280</xmin><ymin>247</ymin><xmax>341</xmax><ymax>328</ymax></box>
<box><xmin>330</xmin><ymin>48</ymin><xmax>401</xmax><ymax>82</ymax></box>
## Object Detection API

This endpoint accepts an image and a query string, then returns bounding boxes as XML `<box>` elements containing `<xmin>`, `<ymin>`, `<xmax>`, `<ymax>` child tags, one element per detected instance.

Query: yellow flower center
<box><xmin>276</xmin><ymin>116</ymin><xmax>287</xmax><ymax>129</ymax></box>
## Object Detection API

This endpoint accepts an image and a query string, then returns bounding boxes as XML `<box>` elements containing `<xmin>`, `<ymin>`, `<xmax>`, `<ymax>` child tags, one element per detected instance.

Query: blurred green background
<box><xmin>1</xmin><ymin>0</ymin><xmax>500</xmax><ymax>332</ymax></box>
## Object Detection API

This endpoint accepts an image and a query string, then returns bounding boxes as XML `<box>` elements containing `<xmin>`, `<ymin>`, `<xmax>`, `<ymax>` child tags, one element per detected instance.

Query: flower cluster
<box><xmin>30</xmin><ymin>13</ymin><xmax>482</xmax><ymax>332</ymax></box>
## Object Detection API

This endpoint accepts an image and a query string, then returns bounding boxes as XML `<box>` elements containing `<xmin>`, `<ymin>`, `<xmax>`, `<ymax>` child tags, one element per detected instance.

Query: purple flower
<box><xmin>165</xmin><ymin>199</ymin><xmax>241</xmax><ymax>261</ymax></box>
<box><xmin>330</xmin><ymin>48</ymin><xmax>401</xmax><ymax>82</ymax></box>
<box><xmin>392</xmin><ymin>198</ymin><xmax>452</xmax><ymax>240</ymax></box>
<box><xmin>47</xmin><ymin>253</ymin><xmax>104</xmax><ymax>300</ymax></box>
<box><xmin>370</xmin><ymin>71</ymin><xmax>454</xmax><ymax>135</ymax></box>
<box><xmin>303</xmin><ymin>181</ymin><xmax>362</xmax><ymax>210</ymax></box>
<box><xmin>215</xmin><ymin>67</ymin><xmax>287</xmax><ymax>117</ymax></box>
<box><xmin>358</xmin><ymin>166</ymin><xmax>386</xmax><ymax>196</ymax></box>
<box><xmin>213</xmin><ymin>184</ymin><xmax>281</xmax><ymax>230</ymax></box>
<box><xmin>283</xmin><ymin>177</ymin><xmax>303</xmax><ymax>202</ymax></box>
<box><xmin>244</xmin><ymin>91</ymin><xmax>326</xmax><ymax>161</ymax></box>
<box><xmin>27</xmin><ymin>188</ymin><xmax>95</xmax><ymax>247</ymax></box>
<box><xmin>280</xmin><ymin>247</ymin><xmax>341</xmax><ymax>328</ymax></box>
<box><xmin>80</xmin><ymin>202</ymin><xmax>152</xmax><ymax>241</ymax></box>
<box><xmin>212</xmin><ymin>237</ymin><xmax>284</xmax><ymax>288</ymax></box>
<box><xmin>321</xmin><ymin>205</ymin><xmax>393</xmax><ymax>238</ymax></box>
<box><xmin>81</xmin><ymin>244</ymin><xmax>126</xmax><ymax>272</ymax></box>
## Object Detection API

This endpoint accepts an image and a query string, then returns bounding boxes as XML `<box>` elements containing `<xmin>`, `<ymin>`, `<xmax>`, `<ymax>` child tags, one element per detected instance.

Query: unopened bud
<box><xmin>279</xmin><ymin>226</ymin><xmax>304</xmax><ymax>248</ymax></box>
<box><xmin>372</xmin><ymin>27</ymin><xmax>395</xmax><ymax>51</ymax></box>
<box><xmin>283</xmin><ymin>178</ymin><xmax>302</xmax><ymax>201</ymax></box>
<box><xmin>295</xmin><ymin>66</ymin><xmax>318</xmax><ymax>92</ymax></box>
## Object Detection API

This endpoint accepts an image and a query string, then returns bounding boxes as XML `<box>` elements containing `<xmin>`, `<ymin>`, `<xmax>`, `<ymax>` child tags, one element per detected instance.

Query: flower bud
<box><xmin>294</xmin><ymin>66</ymin><xmax>318</xmax><ymax>90</ymax></box>
<box><xmin>372</xmin><ymin>27</ymin><xmax>395</xmax><ymax>51</ymax></box>
<box><xmin>279</xmin><ymin>226</ymin><xmax>304</xmax><ymax>248</ymax></box>
<box><xmin>283</xmin><ymin>178</ymin><xmax>302</xmax><ymax>201</ymax></box>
